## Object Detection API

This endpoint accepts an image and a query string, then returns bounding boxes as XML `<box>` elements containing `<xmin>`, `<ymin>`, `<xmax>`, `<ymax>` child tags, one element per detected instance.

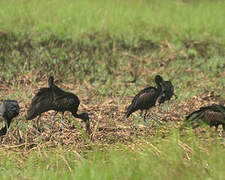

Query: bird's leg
<box><xmin>140</xmin><ymin>110</ymin><xmax>143</xmax><ymax>118</ymax></box>
<box><xmin>158</xmin><ymin>104</ymin><xmax>162</xmax><ymax>112</ymax></box>
<box><xmin>5</xmin><ymin>120</ymin><xmax>9</xmax><ymax>133</ymax></box>
<box><xmin>160</xmin><ymin>104</ymin><xmax>165</xmax><ymax>113</ymax></box>
<box><xmin>166</xmin><ymin>100</ymin><xmax>170</xmax><ymax>113</ymax></box>
<box><xmin>61</xmin><ymin>112</ymin><xmax>65</xmax><ymax>135</ymax></box>
<box><xmin>36</xmin><ymin>115</ymin><xmax>42</xmax><ymax>132</ymax></box>
<box><xmin>215</xmin><ymin>125</ymin><xmax>218</xmax><ymax>131</ymax></box>
<box><xmin>158</xmin><ymin>103</ymin><xmax>166</xmax><ymax>114</ymax></box>
<box><xmin>16</xmin><ymin>119</ymin><xmax>22</xmax><ymax>143</ymax></box>
<box><xmin>145</xmin><ymin>111</ymin><xmax>159</xmax><ymax>126</ymax></box>
<box><xmin>148</xmin><ymin>114</ymin><xmax>158</xmax><ymax>126</ymax></box>
<box><xmin>144</xmin><ymin>110</ymin><xmax>148</xmax><ymax>126</ymax></box>
<box><xmin>36</xmin><ymin>116</ymin><xmax>39</xmax><ymax>128</ymax></box>
<box><xmin>222</xmin><ymin>124</ymin><xmax>225</xmax><ymax>137</ymax></box>
<box><xmin>84</xmin><ymin>119</ymin><xmax>91</xmax><ymax>135</ymax></box>
<box><xmin>50</xmin><ymin>111</ymin><xmax>58</xmax><ymax>130</ymax></box>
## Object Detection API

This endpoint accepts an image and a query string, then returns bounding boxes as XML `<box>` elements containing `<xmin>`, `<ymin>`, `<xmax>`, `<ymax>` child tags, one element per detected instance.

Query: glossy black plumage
<box><xmin>26</xmin><ymin>76</ymin><xmax>91</xmax><ymax>135</ymax></box>
<box><xmin>185</xmin><ymin>104</ymin><xmax>225</xmax><ymax>130</ymax></box>
<box><xmin>26</xmin><ymin>88</ymin><xmax>54</xmax><ymax>121</ymax></box>
<box><xmin>0</xmin><ymin>100</ymin><xmax>20</xmax><ymax>136</ymax></box>
<box><xmin>158</xmin><ymin>80</ymin><xmax>175</xmax><ymax>104</ymax></box>
<box><xmin>125</xmin><ymin>75</ymin><xmax>163</xmax><ymax>124</ymax></box>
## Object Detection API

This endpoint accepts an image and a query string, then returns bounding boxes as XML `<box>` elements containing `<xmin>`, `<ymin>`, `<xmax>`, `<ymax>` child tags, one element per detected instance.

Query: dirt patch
<box><xmin>0</xmin><ymin>82</ymin><xmax>223</xmax><ymax>153</ymax></box>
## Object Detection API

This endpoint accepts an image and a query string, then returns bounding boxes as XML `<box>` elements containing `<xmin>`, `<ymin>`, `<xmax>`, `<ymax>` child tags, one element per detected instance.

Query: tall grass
<box><xmin>0</xmin><ymin>1</ymin><xmax>225</xmax><ymax>179</ymax></box>
<box><xmin>0</xmin><ymin>130</ymin><xmax>224</xmax><ymax>180</ymax></box>
<box><xmin>0</xmin><ymin>0</ymin><xmax>225</xmax><ymax>42</ymax></box>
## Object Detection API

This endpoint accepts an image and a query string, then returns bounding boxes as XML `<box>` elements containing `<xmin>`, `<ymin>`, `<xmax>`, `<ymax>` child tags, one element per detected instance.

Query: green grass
<box><xmin>0</xmin><ymin>130</ymin><xmax>225</xmax><ymax>180</ymax></box>
<box><xmin>0</xmin><ymin>0</ymin><xmax>225</xmax><ymax>42</ymax></box>
<box><xmin>0</xmin><ymin>0</ymin><xmax>225</xmax><ymax>179</ymax></box>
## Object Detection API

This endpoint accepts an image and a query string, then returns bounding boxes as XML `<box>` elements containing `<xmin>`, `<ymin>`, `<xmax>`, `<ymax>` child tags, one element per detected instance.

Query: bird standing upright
<box><xmin>26</xmin><ymin>76</ymin><xmax>91</xmax><ymax>135</ymax></box>
<box><xmin>0</xmin><ymin>100</ymin><xmax>20</xmax><ymax>136</ymax></box>
<box><xmin>125</xmin><ymin>75</ymin><xmax>163</xmax><ymax>126</ymax></box>
<box><xmin>158</xmin><ymin>79</ymin><xmax>177</xmax><ymax>113</ymax></box>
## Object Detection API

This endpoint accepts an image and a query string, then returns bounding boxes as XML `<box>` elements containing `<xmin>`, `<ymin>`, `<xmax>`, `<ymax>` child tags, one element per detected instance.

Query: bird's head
<box><xmin>0</xmin><ymin>100</ymin><xmax>19</xmax><ymax>120</ymax></box>
<box><xmin>155</xmin><ymin>75</ymin><xmax>163</xmax><ymax>84</ymax></box>
<box><xmin>82</xmin><ymin>112</ymin><xmax>89</xmax><ymax>121</ymax></box>
<box><xmin>82</xmin><ymin>113</ymin><xmax>91</xmax><ymax>135</ymax></box>
<box><xmin>48</xmin><ymin>76</ymin><xmax>54</xmax><ymax>88</ymax></box>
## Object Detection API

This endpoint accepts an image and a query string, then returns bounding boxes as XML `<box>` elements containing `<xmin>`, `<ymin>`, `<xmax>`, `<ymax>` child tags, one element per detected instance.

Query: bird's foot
<box><xmin>144</xmin><ymin>120</ymin><xmax>148</xmax><ymax>127</ymax></box>
<box><xmin>60</xmin><ymin>128</ymin><xmax>64</xmax><ymax>136</ymax></box>
<box><xmin>37</xmin><ymin>127</ymin><xmax>44</xmax><ymax>133</ymax></box>
<box><xmin>160</xmin><ymin>106</ymin><xmax>168</xmax><ymax>114</ymax></box>
<box><xmin>148</xmin><ymin>115</ymin><xmax>163</xmax><ymax>126</ymax></box>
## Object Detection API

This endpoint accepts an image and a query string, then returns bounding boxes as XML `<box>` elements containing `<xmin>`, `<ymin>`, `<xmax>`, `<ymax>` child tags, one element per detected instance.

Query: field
<box><xmin>0</xmin><ymin>0</ymin><xmax>225</xmax><ymax>179</ymax></box>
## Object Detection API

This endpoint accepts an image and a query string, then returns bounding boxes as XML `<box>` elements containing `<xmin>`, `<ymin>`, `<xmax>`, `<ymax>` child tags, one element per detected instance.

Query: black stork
<box><xmin>125</xmin><ymin>75</ymin><xmax>163</xmax><ymax>126</ymax></box>
<box><xmin>184</xmin><ymin>104</ymin><xmax>225</xmax><ymax>131</ymax></box>
<box><xmin>26</xmin><ymin>76</ymin><xmax>91</xmax><ymax>135</ymax></box>
<box><xmin>0</xmin><ymin>100</ymin><xmax>20</xmax><ymax>137</ymax></box>
<box><xmin>158</xmin><ymin>79</ymin><xmax>177</xmax><ymax>113</ymax></box>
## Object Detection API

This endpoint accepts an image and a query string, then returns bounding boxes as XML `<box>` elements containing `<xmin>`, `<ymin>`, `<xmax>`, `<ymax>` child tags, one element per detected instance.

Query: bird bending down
<box><xmin>184</xmin><ymin>104</ymin><xmax>225</xmax><ymax>131</ymax></box>
<box><xmin>0</xmin><ymin>100</ymin><xmax>20</xmax><ymax>137</ymax></box>
<box><xmin>26</xmin><ymin>76</ymin><xmax>91</xmax><ymax>135</ymax></box>
<box><xmin>125</xmin><ymin>75</ymin><xmax>163</xmax><ymax>126</ymax></box>
<box><xmin>26</xmin><ymin>87</ymin><xmax>54</xmax><ymax>132</ymax></box>
<box><xmin>158</xmin><ymin>79</ymin><xmax>177</xmax><ymax>113</ymax></box>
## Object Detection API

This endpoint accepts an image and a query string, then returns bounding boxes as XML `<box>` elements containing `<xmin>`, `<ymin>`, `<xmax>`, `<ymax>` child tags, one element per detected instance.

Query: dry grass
<box><xmin>0</xmin><ymin>76</ymin><xmax>224</xmax><ymax>154</ymax></box>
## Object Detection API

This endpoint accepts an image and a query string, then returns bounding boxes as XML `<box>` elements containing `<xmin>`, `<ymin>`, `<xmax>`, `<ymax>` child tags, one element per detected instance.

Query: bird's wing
<box><xmin>204</xmin><ymin>110</ymin><xmax>225</xmax><ymax>123</ymax></box>
<box><xmin>31</xmin><ymin>88</ymin><xmax>52</xmax><ymax>105</ymax></box>
<box><xmin>53</xmin><ymin>92</ymin><xmax>79</xmax><ymax>109</ymax></box>
<box><xmin>126</xmin><ymin>87</ymin><xmax>158</xmax><ymax>117</ymax></box>
<box><xmin>132</xmin><ymin>86</ymin><xmax>154</xmax><ymax>102</ymax></box>
<box><xmin>186</xmin><ymin>105</ymin><xmax>225</xmax><ymax>122</ymax></box>
<box><xmin>199</xmin><ymin>104</ymin><xmax>225</xmax><ymax>113</ymax></box>
<box><xmin>27</xmin><ymin>88</ymin><xmax>54</xmax><ymax>120</ymax></box>
<box><xmin>132</xmin><ymin>87</ymin><xmax>157</xmax><ymax>108</ymax></box>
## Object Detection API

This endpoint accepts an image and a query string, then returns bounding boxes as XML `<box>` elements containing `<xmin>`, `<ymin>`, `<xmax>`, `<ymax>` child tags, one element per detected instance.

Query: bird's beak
<box><xmin>85</xmin><ymin>120</ymin><xmax>91</xmax><ymax>135</ymax></box>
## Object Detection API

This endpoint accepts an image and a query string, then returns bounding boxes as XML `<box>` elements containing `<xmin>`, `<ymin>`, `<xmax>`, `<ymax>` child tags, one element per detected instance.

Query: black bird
<box><xmin>125</xmin><ymin>75</ymin><xmax>163</xmax><ymax>125</ymax></box>
<box><xmin>184</xmin><ymin>104</ymin><xmax>225</xmax><ymax>130</ymax></box>
<box><xmin>26</xmin><ymin>76</ymin><xmax>91</xmax><ymax>135</ymax></box>
<box><xmin>158</xmin><ymin>79</ymin><xmax>177</xmax><ymax>113</ymax></box>
<box><xmin>26</xmin><ymin>87</ymin><xmax>54</xmax><ymax>132</ymax></box>
<box><xmin>0</xmin><ymin>100</ymin><xmax>20</xmax><ymax>136</ymax></box>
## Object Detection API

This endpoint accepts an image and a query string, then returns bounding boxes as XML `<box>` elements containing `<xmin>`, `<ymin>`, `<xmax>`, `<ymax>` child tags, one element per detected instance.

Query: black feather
<box><xmin>26</xmin><ymin>76</ymin><xmax>91</xmax><ymax>134</ymax></box>
<box><xmin>0</xmin><ymin>100</ymin><xmax>20</xmax><ymax>136</ymax></box>
<box><xmin>185</xmin><ymin>104</ymin><xmax>225</xmax><ymax>129</ymax></box>
<box><xmin>158</xmin><ymin>80</ymin><xmax>176</xmax><ymax>105</ymax></box>
<box><xmin>125</xmin><ymin>75</ymin><xmax>163</xmax><ymax>118</ymax></box>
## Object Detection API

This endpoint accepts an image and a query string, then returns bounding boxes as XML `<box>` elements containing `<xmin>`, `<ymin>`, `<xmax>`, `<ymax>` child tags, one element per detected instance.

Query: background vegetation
<box><xmin>0</xmin><ymin>0</ymin><xmax>225</xmax><ymax>179</ymax></box>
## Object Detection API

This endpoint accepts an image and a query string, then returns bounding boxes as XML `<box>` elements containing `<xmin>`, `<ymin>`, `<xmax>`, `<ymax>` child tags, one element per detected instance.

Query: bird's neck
<box><xmin>76</xmin><ymin>113</ymin><xmax>85</xmax><ymax>119</ymax></box>
<box><xmin>156</xmin><ymin>83</ymin><xmax>162</xmax><ymax>93</ymax></box>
